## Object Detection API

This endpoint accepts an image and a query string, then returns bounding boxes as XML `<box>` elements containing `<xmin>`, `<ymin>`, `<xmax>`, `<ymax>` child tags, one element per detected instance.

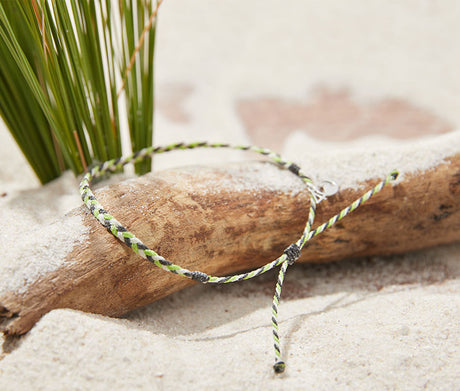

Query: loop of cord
<box><xmin>79</xmin><ymin>141</ymin><xmax>398</xmax><ymax>374</ymax></box>
<box><xmin>80</xmin><ymin>142</ymin><xmax>322</xmax><ymax>283</ymax></box>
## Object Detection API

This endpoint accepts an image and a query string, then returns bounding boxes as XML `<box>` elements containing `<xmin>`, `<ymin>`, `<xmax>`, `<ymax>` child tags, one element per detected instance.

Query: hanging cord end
<box><xmin>273</xmin><ymin>361</ymin><xmax>286</xmax><ymax>374</ymax></box>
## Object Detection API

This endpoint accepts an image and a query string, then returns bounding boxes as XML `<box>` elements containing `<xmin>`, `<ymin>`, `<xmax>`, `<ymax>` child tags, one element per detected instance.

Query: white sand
<box><xmin>1</xmin><ymin>1</ymin><xmax>459</xmax><ymax>390</ymax></box>
<box><xmin>285</xmin><ymin>131</ymin><xmax>460</xmax><ymax>190</ymax></box>
<box><xmin>0</xmin><ymin>130</ymin><xmax>89</xmax><ymax>294</ymax></box>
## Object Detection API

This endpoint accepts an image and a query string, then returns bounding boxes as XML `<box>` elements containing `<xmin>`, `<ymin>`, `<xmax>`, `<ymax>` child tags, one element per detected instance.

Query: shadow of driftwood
<box><xmin>123</xmin><ymin>243</ymin><xmax>459</xmax><ymax>337</ymax></box>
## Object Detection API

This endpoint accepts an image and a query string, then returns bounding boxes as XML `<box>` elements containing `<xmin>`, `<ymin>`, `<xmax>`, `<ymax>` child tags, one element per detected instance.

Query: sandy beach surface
<box><xmin>1</xmin><ymin>1</ymin><xmax>459</xmax><ymax>390</ymax></box>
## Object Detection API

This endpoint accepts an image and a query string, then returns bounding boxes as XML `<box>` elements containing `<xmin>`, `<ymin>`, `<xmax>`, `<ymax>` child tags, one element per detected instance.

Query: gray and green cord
<box><xmin>79</xmin><ymin>141</ymin><xmax>398</xmax><ymax>374</ymax></box>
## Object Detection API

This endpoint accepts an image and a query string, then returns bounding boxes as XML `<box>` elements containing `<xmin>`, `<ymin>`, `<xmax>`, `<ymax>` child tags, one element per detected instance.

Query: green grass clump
<box><xmin>0</xmin><ymin>0</ymin><xmax>159</xmax><ymax>183</ymax></box>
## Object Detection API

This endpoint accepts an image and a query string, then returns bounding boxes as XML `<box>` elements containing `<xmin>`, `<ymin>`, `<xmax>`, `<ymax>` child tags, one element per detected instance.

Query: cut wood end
<box><xmin>0</xmin><ymin>303</ymin><xmax>19</xmax><ymax>336</ymax></box>
<box><xmin>0</xmin><ymin>298</ymin><xmax>54</xmax><ymax>336</ymax></box>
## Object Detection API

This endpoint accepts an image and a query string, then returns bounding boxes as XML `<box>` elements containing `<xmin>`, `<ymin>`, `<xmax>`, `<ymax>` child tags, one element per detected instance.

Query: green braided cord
<box><xmin>272</xmin><ymin>259</ymin><xmax>290</xmax><ymax>374</ymax></box>
<box><xmin>79</xmin><ymin>141</ymin><xmax>399</xmax><ymax>373</ymax></box>
<box><xmin>270</xmin><ymin>170</ymin><xmax>398</xmax><ymax>372</ymax></box>
<box><xmin>271</xmin><ymin>192</ymin><xmax>317</xmax><ymax>373</ymax></box>
<box><xmin>297</xmin><ymin>192</ymin><xmax>317</xmax><ymax>249</ymax></box>
<box><xmin>80</xmin><ymin>142</ymin><xmax>322</xmax><ymax>285</ymax></box>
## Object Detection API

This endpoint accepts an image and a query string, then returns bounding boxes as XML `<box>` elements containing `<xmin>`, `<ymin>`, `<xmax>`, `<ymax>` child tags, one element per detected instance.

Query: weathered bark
<box><xmin>1</xmin><ymin>155</ymin><xmax>460</xmax><ymax>336</ymax></box>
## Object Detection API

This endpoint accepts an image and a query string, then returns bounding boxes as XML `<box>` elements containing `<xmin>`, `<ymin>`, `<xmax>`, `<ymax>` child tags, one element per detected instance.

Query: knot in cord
<box><xmin>283</xmin><ymin>243</ymin><xmax>301</xmax><ymax>265</ymax></box>
<box><xmin>191</xmin><ymin>271</ymin><xmax>209</xmax><ymax>282</ymax></box>
<box><xmin>273</xmin><ymin>361</ymin><xmax>286</xmax><ymax>374</ymax></box>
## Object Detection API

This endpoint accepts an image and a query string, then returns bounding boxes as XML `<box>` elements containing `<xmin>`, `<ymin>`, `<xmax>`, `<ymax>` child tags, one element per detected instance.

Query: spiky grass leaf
<box><xmin>0</xmin><ymin>0</ymin><xmax>157</xmax><ymax>183</ymax></box>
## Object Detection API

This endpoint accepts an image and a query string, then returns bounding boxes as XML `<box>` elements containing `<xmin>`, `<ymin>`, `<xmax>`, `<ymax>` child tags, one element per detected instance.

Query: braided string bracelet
<box><xmin>79</xmin><ymin>141</ymin><xmax>399</xmax><ymax>374</ymax></box>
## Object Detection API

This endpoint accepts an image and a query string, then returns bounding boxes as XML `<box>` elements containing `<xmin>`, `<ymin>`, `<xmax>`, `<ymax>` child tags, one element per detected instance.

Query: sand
<box><xmin>1</xmin><ymin>1</ymin><xmax>459</xmax><ymax>390</ymax></box>
<box><xmin>1</xmin><ymin>133</ymin><xmax>459</xmax><ymax>391</ymax></box>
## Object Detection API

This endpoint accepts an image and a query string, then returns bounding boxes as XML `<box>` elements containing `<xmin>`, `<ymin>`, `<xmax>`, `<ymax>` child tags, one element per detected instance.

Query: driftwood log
<box><xmin>1</xmin><ymin>155</ymin><xmax>460</xmax><ymax>336</ymax></box>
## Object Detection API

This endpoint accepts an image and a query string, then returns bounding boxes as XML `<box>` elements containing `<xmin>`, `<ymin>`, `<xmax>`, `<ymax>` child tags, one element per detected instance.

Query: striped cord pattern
<box><xmin>272</xmin><ymin>259</ymin><xmax>290</xmax><ymax>374</ymax></box>
<box><xmin>80</xmin><ymin>142</ymin><xmax>324</xmax><ymax>284</ymax></box>
<box><xmin>270</xmin><ymin>170</ymin><xmax>398</xmax><ymax>372</ymax></box>
<box><xmin>79</xmin><ymin>141</ymin><xmax>399</xmax><ymax>374</ymax></box>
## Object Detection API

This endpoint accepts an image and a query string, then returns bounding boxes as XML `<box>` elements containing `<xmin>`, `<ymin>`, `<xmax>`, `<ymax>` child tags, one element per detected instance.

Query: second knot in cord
<box><xmin>283</xmin><ymin>243</ymin><xmax>301</xmax><ymax>265</ymax></box>
<box><xmin>191</xmin><ymin>271</ymin><xmax>210</xmax><ymax>283</ymax></box>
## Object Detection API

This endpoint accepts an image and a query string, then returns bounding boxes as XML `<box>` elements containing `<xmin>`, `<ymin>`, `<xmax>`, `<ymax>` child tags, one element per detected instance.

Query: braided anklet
<box><xmin>79</xmin><ymin>142</ymin><xmax>398</xmax><ymax>374</ymax></box>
